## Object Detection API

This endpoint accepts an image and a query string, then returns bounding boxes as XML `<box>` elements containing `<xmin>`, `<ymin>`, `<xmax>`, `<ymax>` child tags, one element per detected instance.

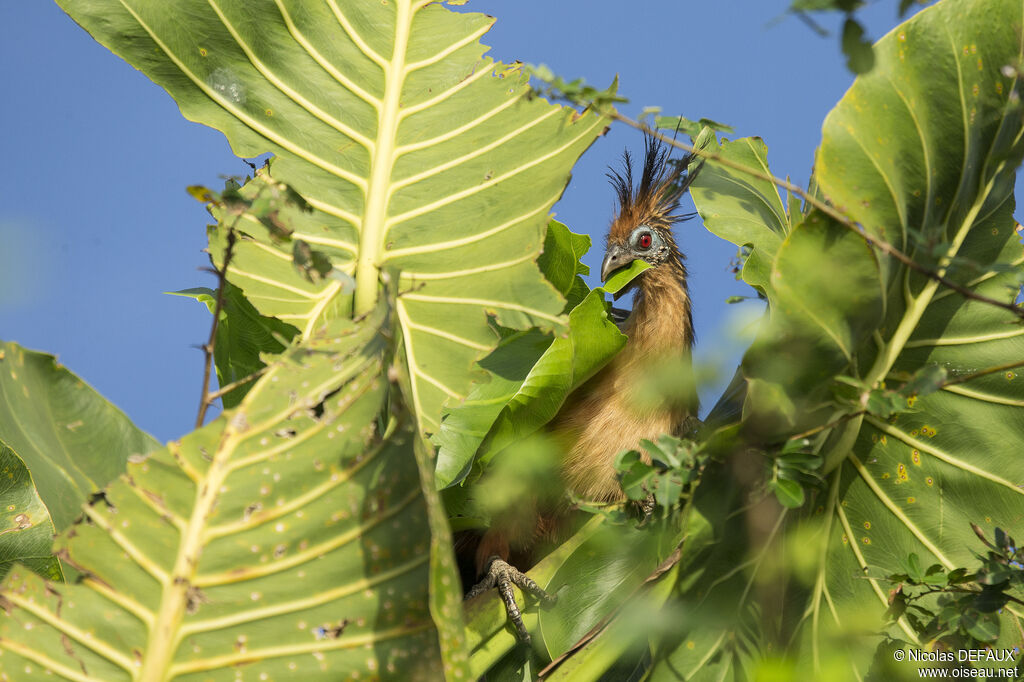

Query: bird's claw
<box><xmin>464</xmin><ymin>556</ymin><xmax>557</xmax><ymax>644</ymax></box>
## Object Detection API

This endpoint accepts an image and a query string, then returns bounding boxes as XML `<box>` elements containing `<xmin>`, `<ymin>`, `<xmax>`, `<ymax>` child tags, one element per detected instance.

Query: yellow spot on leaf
<box><xmin>907</xmin><ymin>497</ymin><xmax>916</xmax><ymax>504</ymax></box>
<box><xmin>199</xmin><ymin>47</ymin><xmax>208</xmax><ymax>57</ymax></box>
<box><xmin>897</xmin><ymin>463</ymin><xmax>909</xmax><ymax>483</ymax></box>
<box><xmin>862</xmin><ymin>537</ymin><xmax>871</xmax><ymax>545</ymax></box>
<box><xmin>265</xmin><ymin>109</ymin><xmax>274</xmax><ymax>117</ymax></box>
<box><xmin>912</xmin><ymin>450</ymin><xmax>921</xmax><ymax>465</ymax></box>
<box><xmin>863</xmin><ymin>521</ymin><xmax>871</xmax><ymax>530</ymax></box>
<box><xmin>882</xmin><ymin>473</ymin><xmax>891</xmax><ymax>479</ymax></box>
<box><xmin>926</xmin><ymin>477</ymin><xmax>934</xmax><ymax>487</ymax></box>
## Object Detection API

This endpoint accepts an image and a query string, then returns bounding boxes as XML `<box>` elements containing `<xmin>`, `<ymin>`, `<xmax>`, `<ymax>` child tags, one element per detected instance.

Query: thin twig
<box><xmin>205</xmin><ymin>366</ymin><xmax>270</xmax><ymax>402</ymax></box>
<box><xmin>605</xmin><ymin>111</ymin><xmax>1024</xmax><ymax>321</ymax></box>
<box><xmin>940</xmin><ymin>359</ymin><xmax>1024</xmax><ymax>388</ymax></box>
<box><xmin>196</xmin><ymin>228</ymin><xmax>238</xmax><ymax>428</ymax></box>
<box><xmin>785</xmin><ymin>410</ymin><xmax>867</xmax><ymax>443</ymax></box>
<box><xmin>917</xmin><ymin>585</ymin><xmax>1024</xmax><ymax>610</ymax></box>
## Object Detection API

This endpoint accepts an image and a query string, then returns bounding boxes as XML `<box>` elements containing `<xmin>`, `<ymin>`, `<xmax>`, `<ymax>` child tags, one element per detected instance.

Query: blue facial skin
<box><xmin>629</xmin><ymin>224</ymin><xmax>668</xmax><ymax>265</ymax></box>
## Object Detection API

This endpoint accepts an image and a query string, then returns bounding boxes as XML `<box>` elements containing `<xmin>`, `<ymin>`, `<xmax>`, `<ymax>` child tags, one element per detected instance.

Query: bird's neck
<box><xmin>625</xmin><ymin>261</ymin><xmax>694</xmax><ymax>355</ymax></box>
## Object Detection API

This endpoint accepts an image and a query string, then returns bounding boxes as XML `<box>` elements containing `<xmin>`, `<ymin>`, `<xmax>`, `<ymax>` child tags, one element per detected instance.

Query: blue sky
<box><xmin>0</xmin><ymin>1</ymin><xmax>981</xmax><ymax>443</ymax></box>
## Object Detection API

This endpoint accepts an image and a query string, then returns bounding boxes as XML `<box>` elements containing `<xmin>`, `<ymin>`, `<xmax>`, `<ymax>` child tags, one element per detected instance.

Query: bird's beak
<box><xmin>601</xmin><ymin>244</ymin><xmax>634</xmax><ymax>283</ymax></box>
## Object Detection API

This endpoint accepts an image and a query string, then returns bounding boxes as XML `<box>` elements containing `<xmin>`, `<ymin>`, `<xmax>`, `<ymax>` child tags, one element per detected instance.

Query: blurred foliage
<box><xmin>885</xmin><ymin>526</ymin><xmax>1024</xmax><ymax>648</ymax></box>
<box><xmin>788</xmin><ymin>0</ymin><xmax>937</xmax><ymax>74</ymax></box>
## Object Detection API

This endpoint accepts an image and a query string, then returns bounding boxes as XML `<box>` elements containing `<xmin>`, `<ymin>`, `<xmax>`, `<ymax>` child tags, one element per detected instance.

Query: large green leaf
<box><xmin>432</xmin><ymin>221</ymin><xmax>590</xmax><ymax>488</ymax></box>
<box><xmin>741</xmin><ymin>211</ymin><xmax>884</xmax><ymax>439</ymax></box>
<box><xmin>0</xmin><ymin>295</ymin><xmax>470</xmax><ymax>680</ymax></box>
<box><xmin>0</xmin><ymin>341</ymin><xmax>159</xmax><ymax>531</ymax></box>
<box><xmin>434</xmin><ymin>225</ymin><xmax>646</xmax><ymax>489</ymax></box>
<box><xmin>655</xmin><ymin>0</ymin><xmax>1024</xmax><ymax>677</ymax></box>
<box><xmin>804</xmin><ymin>0</ymin><xmax>1024</xmax><ymax>666</ymax></box>
<box><xmin>56</xmin><ymin>0</ymin><xmax>607</xmax><ymax>437</ymax></box>
<box><xmin>0</xmin><ymin>445</ymin><xmax>62</xmax><ymax>582</ymax></box>
<box><xmin>473</xmin><ymin>284</ymin><xmax>628</xmax><ymax>472</ymax></box>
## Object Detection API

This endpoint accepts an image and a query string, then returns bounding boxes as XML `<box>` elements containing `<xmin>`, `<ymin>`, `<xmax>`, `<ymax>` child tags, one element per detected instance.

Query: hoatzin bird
<box><xmin>464</xmin><ymin>134</ymin><xmax>702</xmax><ymax>642</ymax></box>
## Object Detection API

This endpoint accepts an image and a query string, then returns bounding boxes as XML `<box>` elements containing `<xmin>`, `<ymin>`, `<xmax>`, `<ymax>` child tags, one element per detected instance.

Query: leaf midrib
<box><xmin>354</xmin><ymin>0</ymin><xmax>413</xmax><ymax>314</ymax></box>
<box><xmin>862</xmin><ymin>169</ymin><xmax>1003</xmax><ymax>390</ymax></box>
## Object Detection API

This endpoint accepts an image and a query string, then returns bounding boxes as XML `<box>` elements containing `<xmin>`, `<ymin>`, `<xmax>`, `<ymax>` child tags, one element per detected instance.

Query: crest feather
<box><xmin>607</xmin><ymin>134</ymin><xmax>702</xmax><ymax>240</ymax></box>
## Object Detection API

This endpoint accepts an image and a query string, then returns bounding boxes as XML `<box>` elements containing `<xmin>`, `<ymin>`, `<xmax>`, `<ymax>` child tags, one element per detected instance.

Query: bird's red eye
<box><xmin>638</xmin><ymin>233</ymin><xmax>653</xmax><ymax>249</ymax></box>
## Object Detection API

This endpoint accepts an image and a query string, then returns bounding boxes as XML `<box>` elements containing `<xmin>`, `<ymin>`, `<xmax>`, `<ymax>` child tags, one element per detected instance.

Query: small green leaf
<box><xmin>771</xmin><ymin>478</ymin><xmax>805</xmax><ymax>508</ymax></box>
<box><xmin>898</xmin><ymin>364</ymin><xmax>948</xmax><ymax>398</ymax></box>
<box><xmin>655</xmin><ymin>115</ymin><xmax>735</xmax><ymax>138</ymax></box>
<box><xmin>841</xmin><ymin>18</ymin><xmax>876</xmax><ymax>74</ymax></box>
<box><xmin>602</xmin><ymin>259</ymin><xmax>651</xmax><ymax>296</ymax></box>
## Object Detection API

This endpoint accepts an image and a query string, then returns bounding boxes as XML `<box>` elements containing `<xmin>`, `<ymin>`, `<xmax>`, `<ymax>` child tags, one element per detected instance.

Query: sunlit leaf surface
<box><xmin>0</xmin><ymin>297</ymin><xmax>469</xmax><ymax>680</ymax></box>
<box><xmin>56</xmin><ymin>0</ymin><xmax>607</xmax><ymax>438</ymax></box>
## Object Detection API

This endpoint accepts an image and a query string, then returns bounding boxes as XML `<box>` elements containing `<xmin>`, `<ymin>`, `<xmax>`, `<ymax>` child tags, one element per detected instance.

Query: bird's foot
<box><xmin>637</xmin><ymin>494</ymin><xmax>656</xmax><ymax>519</ymax></box>
<box><xmin>464</xmin><ymin>555</ymin><xmax>557</xmax><ymax>644</ymax></box>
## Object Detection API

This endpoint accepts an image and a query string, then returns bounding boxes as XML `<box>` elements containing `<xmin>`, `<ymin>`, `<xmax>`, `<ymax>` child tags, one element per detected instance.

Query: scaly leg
<box><xmin>465</xmin><ymin>555</ymin><xmax>557</xmax><ymax>644</ymax></box>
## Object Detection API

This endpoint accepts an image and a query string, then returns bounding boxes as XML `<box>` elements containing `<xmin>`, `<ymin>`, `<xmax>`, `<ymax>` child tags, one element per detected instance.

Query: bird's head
<box><xmin>600</xmin><ymin>135</ymin><xmax>702</xmax><ymax>296</ymax></box>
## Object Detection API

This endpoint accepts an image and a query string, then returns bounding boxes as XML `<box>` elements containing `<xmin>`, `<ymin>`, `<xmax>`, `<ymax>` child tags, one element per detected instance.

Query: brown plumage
<box><xmin>466</xmin><ymin>135</ymin><xmax>702</xmax><ymax>638</ymax></box>
<box><xmin>555</xmin><ymin>134</ymin><xmax>699</xmax><ymax>502</ymax></box>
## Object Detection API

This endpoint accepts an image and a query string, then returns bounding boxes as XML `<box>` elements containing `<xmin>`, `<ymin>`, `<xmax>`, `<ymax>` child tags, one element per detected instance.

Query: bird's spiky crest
<box><xmin>607</xmin><ymin>134</ymin><xmax>701</xmax><ymax>241</ymax></box>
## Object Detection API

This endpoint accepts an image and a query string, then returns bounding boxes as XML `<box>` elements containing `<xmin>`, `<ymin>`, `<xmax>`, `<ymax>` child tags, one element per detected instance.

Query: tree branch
<box><xmin>603</xmin><ymin>110</ymin><xmax>1024</xmax><ymax>322</ymax></box>
<box><xmin>785</xmin><ymin>410</ymin><xmax>867</xmax><ymax>443</ymax></box>
<box><xmin>195</xmin><ymin>228</ymin><xmax>237</xmax><ymax>428</ymax></box>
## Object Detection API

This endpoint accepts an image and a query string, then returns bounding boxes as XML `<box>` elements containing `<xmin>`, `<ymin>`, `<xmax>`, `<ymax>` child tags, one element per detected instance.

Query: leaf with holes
<box><xmin>650</xmin><ymin>0</ymin><xmax>1024</xmax><ymax>677</ymax></box>
<box><xmin>0</xmin><ymin>296</ymin><xmax>470</xmax><ymax>680</ymax></box>
<box><xmin>55</xmin><ymin>0</ymin><xmax>607</xmax><ymax>438</ymax></box>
